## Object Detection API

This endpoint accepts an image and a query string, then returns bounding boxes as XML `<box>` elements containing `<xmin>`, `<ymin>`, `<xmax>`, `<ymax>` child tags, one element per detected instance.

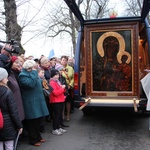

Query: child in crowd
<box><xmin>55</xmin><ymin>64</ymin><xmax>69</xmax><ymax>128</ymax></box>
<box><xmin>38</xmin><ymin>67</ymin><xmax>45</xmax><ymax>79</ymax></box>
<box><xmin>37</xmin><ymin>68</ymin><xmax>46</xmax><ymax>133</ymax></box>
<box><xmin>49</xmin><ymin>69</ymin><xmax>67</xmax><ymax>135</ymax></box>
<box><xmin>37</xmin><ymin>68</ymin><xmax>54</xmax><ymax>132</ymax></box>
<box><xmin>0</xmin><ymin>67</ymin><xmax>23</xmax><ymax>150</ymax></box>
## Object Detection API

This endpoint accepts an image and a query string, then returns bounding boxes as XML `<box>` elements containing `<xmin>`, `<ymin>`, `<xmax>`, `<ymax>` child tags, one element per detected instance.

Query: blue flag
<box><xmin>48</xmin><ymin>49</ymin><xmax>55</xmax><ymax>59</ymax></box>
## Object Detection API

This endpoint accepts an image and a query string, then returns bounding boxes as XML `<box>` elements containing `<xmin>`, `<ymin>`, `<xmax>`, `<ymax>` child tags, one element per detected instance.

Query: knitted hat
<box><xmin>0</xmin><ymin>68</ymin><xmax>8</xmax><ymax>81</ymax></box>
<box><xmin>55</xmin><ymin>63</ymin><xmax>64</xmax><ymax>71</ymax></box>
<box><xmin>23</xmin><ymin>60</ymin><xmax>36</xmax><ymax>70</ymax></box>
<box><xmin>51</xmin><ymin>69</ymin><xmax>59</xmax><ymax>78</ymax></box>
<box><xmin>11</xmin><ymin>56</ymin><xmax>18</xmax><ymax>63</ymax></box>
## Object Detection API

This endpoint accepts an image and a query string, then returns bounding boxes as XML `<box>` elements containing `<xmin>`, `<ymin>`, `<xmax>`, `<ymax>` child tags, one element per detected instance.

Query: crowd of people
<box><xmin>0</xmin><ymin>45</ymin><xmax>75</xmax><ymax>149</ymax></box>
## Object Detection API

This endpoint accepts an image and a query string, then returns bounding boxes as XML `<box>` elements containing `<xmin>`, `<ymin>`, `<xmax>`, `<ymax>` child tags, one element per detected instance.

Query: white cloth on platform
<box><xmin>141</xmin><ymin>73</ymin><xmax>150</xmax><ymax>110</ymax></box>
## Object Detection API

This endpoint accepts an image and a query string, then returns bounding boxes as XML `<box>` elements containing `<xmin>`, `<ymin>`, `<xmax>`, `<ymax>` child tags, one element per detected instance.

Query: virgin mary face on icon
<box><xmin>97</xmin><ymin>31</ymin><xmax>131</xmax><ymax>64</ymax></box>
<box><xmin>103</xmin><ymin>36</ymin><xmax>119</xmax><ymax>60</ymax></box>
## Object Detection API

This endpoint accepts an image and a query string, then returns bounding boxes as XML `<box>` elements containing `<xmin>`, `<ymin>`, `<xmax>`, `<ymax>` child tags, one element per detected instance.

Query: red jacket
<box><xmin>49</xmin><ymin>79</ymin><xmax>66</xmax><ymax>103</ymax></box>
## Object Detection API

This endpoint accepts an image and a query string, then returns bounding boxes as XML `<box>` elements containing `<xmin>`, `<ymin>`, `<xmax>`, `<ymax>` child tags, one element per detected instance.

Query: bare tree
<box><xmin>0</xmin><ymin>0</ymin><xmax>47</xmax><ymax>54</ymax></box>
<box><xmin>2</xmin><ymin>0</ymin><xmax>24</xmax><ymax>53</ymax></box>
<box><xmin>39</xmin><ymin>0</ymin><xmax>109</xmax><ymax>55</ymax></box>
<box><xmin>1</xmin><ymin>0</ymin><xmax>147</xmax><ymax>57</ymax></box>
<box><xmin>124</xmin><ymin>0</ymin><xmax>143</xmax><ymax>16</ymax></box>
<box><xmin>81</xmin><ymin>0</ymin><xmax>109</xmax><ymax>19</ymax></box>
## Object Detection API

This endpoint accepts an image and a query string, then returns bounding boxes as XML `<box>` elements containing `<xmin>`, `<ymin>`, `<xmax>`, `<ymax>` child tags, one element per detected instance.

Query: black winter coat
<box><xmin>0</xmin><ymin>85</ymin><xmax>22</xmax><ymax>141</ymax></box>
<box><xmin>59</xmin><ymin>75</ymin><xmax>68</xmax><ymax>96</ymax></box>
<box><xmin>0</xmin><ymin>54</ymin><xmax>12</xmax><ymax>74</ymax></box>
<box><xmin>44</xmin><ymin>69</ymin><xmax>51</xmax><ymax>82</ymax></box>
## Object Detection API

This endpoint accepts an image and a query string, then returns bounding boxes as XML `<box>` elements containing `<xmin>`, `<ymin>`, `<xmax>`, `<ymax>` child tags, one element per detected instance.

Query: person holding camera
<box><xmin>0</xmin><ymin>40</ymin><xmax>20</xmax><ymax>74</ymax></box>
<box><xmin>0</xmin><ymin>45</ymin><xmax>12</xmax><ymax>74</ymax></box>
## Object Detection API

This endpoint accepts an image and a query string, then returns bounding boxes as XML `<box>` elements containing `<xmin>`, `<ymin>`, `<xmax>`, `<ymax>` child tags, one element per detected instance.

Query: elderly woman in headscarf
<box><xmin>18</xmin><ymin>60</ymin><xmax>49</xmax><ymax>146</ymax></box>
<box><xmin>8</xmin><ymin>56</ymin><xmax>25</xmax><ymax>122</ymax></box>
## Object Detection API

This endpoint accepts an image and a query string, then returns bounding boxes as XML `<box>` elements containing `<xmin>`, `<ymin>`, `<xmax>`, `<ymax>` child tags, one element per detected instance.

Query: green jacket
<box><xmin>18</xmin><ymin>69</ymin><xmax>49</xmax><ymax>119</ymax></box>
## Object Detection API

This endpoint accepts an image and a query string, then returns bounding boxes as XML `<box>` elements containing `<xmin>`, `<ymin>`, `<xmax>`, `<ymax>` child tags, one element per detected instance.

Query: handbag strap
<box><xmin>62</xmin><ymin>70</ymin><xmax>70</xmax><ymax>83</ymax></box>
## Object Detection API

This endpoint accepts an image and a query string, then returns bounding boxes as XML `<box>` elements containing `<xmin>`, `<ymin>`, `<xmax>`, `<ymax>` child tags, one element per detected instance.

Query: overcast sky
<box><xmin>0</xmin><ymin>0</ymin><xmax>125</xmax><ymax>59</ymax></box>
<box><xmin>19</xmin><ymin>0</ymin><xmax>72</xmax><ymax>58</ymax></box>
<box><xmin>20</xmin><ymin>0</ymin><xmax>126</xmax><ymax>58</ymax></box>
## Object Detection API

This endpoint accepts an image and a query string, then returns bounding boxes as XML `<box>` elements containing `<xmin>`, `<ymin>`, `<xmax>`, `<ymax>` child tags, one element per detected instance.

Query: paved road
<box><xmin>18</xmin><ymin>108</ymin><xmax>150</xmax><ymax>150</ymax></box>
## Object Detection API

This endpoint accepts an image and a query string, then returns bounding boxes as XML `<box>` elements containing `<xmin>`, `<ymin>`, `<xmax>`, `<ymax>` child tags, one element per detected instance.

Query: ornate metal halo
<box><xmin>96</xmin><ymin>31</ymin><xmax>131</xmax><ymax>64</ymax></box>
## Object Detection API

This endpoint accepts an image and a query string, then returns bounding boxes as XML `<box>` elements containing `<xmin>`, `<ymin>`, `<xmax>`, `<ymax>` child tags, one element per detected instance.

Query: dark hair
<box><xmin>34</xmin><ymin>58</ymin><xmax>39</xmax><ymax>63</ymax></box>
<box><xmin>51</xmin><ymin>69</ymin><xmax>59</xmax><ymax>77</ymax></box>
<box><xmin>50</xmin><ymin>57</ymin><xmax>56</xmax><ymax>61</ymax></box>
<box><xmin>61</xmin><ymin>55</ymin><xmax>68</xmax><ymax>61</ymax></box>
<box><xmin>37</xmin><ymin>67</ymin><xmax>44</xmax><ymax>73</ymax></box>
